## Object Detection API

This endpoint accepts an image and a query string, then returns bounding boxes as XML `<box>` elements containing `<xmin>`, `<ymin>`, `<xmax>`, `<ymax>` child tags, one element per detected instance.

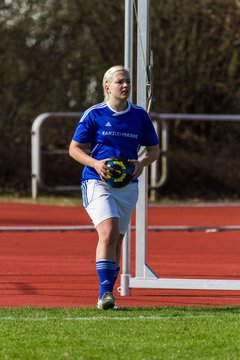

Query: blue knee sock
<box><xmin>96</xmin><ymin>260</ymin><xmax>116</xmax><ymax>299</ymax></box>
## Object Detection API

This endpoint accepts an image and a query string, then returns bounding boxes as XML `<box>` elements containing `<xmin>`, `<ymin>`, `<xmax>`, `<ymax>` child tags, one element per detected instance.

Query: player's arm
<box><xmin>69</xmin><ymin>140</ymin><xmax>111</xmax><ymax>179</ymax></box>
<box><xmin>130</xmin><ymin>144</ymin><xmax>159</xmax><ymax>180</ymax></box>
<box><xmin>69</xmin><ymin>140</ymin><xmax>93</xmax><ymax>166</ymax></box>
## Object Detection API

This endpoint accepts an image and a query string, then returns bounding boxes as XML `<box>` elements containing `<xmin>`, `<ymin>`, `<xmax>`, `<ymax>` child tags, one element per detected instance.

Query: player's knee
<box><xmin>99</xmin><ymin>232</ymin><xmax>119</xmax><ymax>249</ymax></box>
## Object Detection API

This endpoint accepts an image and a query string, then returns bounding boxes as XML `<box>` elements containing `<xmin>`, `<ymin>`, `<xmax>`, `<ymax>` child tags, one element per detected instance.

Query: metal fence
<box><xmin>31</xmin><ymin>112</ymin><xmax>240</xmax><ymax>199</ymax></box>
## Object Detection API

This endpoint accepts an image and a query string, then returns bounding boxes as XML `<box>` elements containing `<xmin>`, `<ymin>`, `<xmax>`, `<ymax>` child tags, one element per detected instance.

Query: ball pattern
<box><xmin>106</xmin><ymin>157</ymin><xmax>135</xmax><ymax>188</ymax></box>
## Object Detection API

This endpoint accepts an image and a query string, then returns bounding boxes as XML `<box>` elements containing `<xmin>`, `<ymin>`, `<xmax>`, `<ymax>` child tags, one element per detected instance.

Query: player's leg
<box><xmin>96</xmin><ymin>217</ymin><xmax>120</xmax><ymax>309</ymax></box>
<box><xmin>96</xmin><ymin>217</ymin><xmax>119</xmax><ymax>261</ymax></box>
<box><xmin>81</xmin><ymin>180</ymin><xmax>120</xmax><ymax>309</ymax></box>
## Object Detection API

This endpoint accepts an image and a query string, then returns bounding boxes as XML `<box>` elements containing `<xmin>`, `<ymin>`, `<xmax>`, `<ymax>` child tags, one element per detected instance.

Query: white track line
<box><xmin>1</xmin><ymin>314</ymin><xmax>236</xmax><ymax>321</ymax></box>
<box><xmin>1</xmin><ymin>225</ymin><xmax>240</xmax><ymax>232</ymax></box>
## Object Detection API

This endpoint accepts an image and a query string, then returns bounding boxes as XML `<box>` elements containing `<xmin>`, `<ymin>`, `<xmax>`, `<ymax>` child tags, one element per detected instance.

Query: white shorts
<box><xmin>81</xmin><ymin>180</ymin><xmax>138</xmax><ymax>235</ymax></box>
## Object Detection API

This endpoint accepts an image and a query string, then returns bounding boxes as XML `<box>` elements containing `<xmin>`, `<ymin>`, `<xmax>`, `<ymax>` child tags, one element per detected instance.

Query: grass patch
<box><xmin>1</xmin><ymin>307</ymin><xmax>240</xmax><ymax>359</ymax></box>
<box><xmin>0</xmin><ymin>194</ymin><xmax>82</xmax><ymax>206</ymax></box>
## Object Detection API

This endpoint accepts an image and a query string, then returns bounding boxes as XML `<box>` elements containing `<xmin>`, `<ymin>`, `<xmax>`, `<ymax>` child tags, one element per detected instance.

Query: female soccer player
<box><xmin>69</xmin><ymin>65</ymin><xmax>159</xmax><ymax>309</ymax></box>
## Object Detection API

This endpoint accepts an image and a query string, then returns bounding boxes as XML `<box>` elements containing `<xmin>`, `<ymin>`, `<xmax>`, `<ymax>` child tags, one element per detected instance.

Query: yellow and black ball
<box><xmin>106</xmin><ymin>157</ymin><xmax>135</xmax><ymax>188</ymax></box>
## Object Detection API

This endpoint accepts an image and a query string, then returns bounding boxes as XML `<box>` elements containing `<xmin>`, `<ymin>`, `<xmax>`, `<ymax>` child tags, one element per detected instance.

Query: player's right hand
<box><xmin>93</xmin><ymin>158</ymin><xmax>112</xmax><ymax>181</ymax></box>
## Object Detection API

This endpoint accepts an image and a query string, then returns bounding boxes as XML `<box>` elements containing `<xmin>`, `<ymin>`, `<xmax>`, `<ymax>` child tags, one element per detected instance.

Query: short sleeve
<box><xmin>72</xmin><ymin>112</ymin><xmax>94</xmax><ymax>143</ymax></box>
<box><xmin>141</xmin><ymin>112</ymin><xmax>159</xmax><ymax>147</ymax></box>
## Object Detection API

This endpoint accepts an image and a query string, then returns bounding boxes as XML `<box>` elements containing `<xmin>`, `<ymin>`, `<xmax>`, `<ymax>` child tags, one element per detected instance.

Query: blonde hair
<box><xmin>102</xmin><ymin>65</ymin><xmax>130</xmax><ymax>101</ymax></box>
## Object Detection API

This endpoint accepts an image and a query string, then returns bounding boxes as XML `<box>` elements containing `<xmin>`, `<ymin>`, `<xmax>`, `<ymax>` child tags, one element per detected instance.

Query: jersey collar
<box><xmin>106</xmin><ymin>101</ymin><xmax>131</xmax><ymax>116</ymax></box>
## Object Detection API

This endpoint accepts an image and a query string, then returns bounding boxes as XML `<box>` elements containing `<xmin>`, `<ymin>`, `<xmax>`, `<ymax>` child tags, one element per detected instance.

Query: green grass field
<box><xmin>1</xmin><ymin>306</ymin><xmax>240</xmax><ymax>359</ymax></box>
<box><xmin>0</xmin><ymin>195</ymin><xmax>82</xmax><ymax>206</ymax></box>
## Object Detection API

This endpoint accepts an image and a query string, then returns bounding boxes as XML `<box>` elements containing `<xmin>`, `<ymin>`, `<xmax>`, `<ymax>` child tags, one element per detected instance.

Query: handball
<box><xmin>105</xmin><ymin>157</ymin><xmax>135</xmax><ymax>188</ymax></box>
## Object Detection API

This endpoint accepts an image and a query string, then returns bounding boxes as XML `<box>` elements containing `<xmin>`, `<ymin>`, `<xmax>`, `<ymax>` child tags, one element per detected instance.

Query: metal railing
<box><xmin>149</xmin><ymin>112</ymin><xmax>240</xmax><ymax>201</ymax></box>
<box><xmin>31</xmin><ymin>112</ymin><xmax>82</xmax><ymax>199</ymax></box>
<box><xmin>31</xmin><ymin>112</ymin><xmax>240</xmax><ymax>199</ymax></box>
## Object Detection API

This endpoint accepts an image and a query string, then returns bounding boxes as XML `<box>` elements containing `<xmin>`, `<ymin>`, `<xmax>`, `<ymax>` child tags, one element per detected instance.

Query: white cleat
<box><xmin>97</xmin><ymin>292</ymin><xmax>115</xmax><ymax>310</ymax></box>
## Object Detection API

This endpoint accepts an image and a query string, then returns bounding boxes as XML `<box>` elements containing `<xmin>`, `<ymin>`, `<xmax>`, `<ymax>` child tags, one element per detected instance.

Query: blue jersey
<box><xmin>72</xmin><ymin>101</ymin><xmax>159</xmax><ymax>182</ymax></box>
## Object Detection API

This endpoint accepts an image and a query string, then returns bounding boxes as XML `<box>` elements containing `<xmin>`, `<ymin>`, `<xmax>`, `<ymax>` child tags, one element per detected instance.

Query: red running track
<box><xmin>0</xmin><ymin>202</ymin><xmax>240</xmax><ymax>308</ymax></box>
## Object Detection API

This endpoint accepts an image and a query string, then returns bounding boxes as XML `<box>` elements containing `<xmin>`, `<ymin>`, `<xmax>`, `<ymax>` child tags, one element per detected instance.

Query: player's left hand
<box><xmin>128</xmin><ymin>160</ymin><xmax>144</xmax><ymax>180</ymax></box>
